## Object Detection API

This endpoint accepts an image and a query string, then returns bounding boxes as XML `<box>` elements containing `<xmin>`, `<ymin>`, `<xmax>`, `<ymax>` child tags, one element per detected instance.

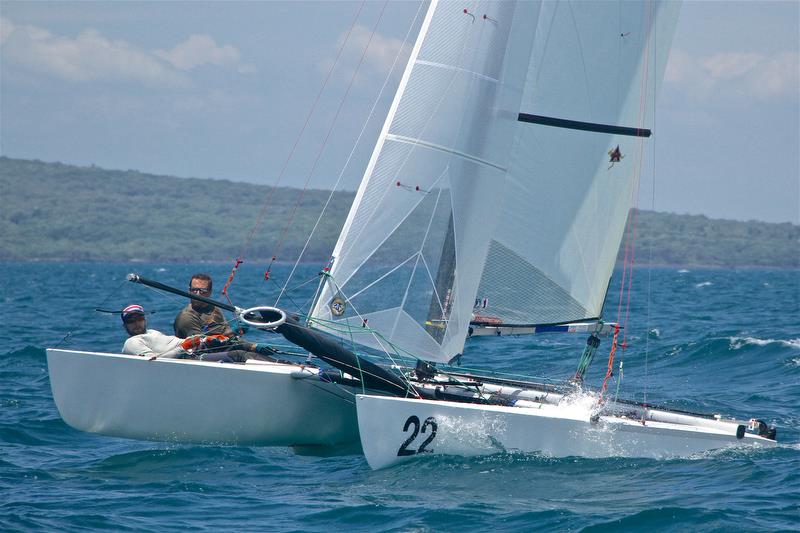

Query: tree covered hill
<box><xmin>1</xmin><ymin>157</ymin><xmax>797</xmax><ymax>268</ymax></box>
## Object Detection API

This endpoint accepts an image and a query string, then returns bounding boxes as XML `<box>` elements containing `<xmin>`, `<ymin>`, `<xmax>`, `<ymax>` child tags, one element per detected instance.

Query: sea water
<box><xmin>1</xmin><ymin>263</ymin><xmax>798</xmax><ymax>531</ymax></box>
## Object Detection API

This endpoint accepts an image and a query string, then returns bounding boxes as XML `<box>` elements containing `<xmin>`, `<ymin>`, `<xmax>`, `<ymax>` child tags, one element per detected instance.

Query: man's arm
<box><xmin>122</xmin><ymin>336</ymin><xmax>156</xmax><ymax>357</ymax></box>
<box><xmin>210</xmin><ymin>308</ymin><xmax>236</xmax><ymax>337</ymax></box>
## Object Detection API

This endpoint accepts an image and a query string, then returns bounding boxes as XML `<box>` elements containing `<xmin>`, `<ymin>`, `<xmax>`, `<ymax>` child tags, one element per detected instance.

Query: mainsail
<box><xmin>474</xmin><ymin>0</ymin><xmax>681</xmax><ymax>325</ymax></box>
<box><xmin>310</xmin><ymin>0</ymin><xmax>542</xmax><ymax>363</ymax></box>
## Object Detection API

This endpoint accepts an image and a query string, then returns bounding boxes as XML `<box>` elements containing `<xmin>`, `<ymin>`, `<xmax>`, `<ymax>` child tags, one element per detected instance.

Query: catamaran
<box><xmin>301</xmin><ymin>0</ymin><xmax>777</xmax><ymax>469</ymax></box>
<box><xmin>47</xmin><ymin>0</ymin><xmax>777</xmax><ymax>465</ymax></box>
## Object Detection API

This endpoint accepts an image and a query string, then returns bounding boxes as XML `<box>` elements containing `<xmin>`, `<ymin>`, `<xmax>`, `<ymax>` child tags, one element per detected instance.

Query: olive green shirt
<box><xmin>173</xmin><ymin>305</ymin><xmax>233</xmax><ymax>339</ymax></box>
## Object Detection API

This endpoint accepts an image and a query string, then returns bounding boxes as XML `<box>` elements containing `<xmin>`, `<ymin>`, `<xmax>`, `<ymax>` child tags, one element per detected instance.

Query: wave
<box><xmin>730</xmin><ymin>337</ymin><xmax>800</xmax><ymax>351</ymax></box>
<box><xmin>694</xmin><ymin>281</ymin><xmax>713</xmax><ymax>288</ymax></box>
<box><xmin>581</xmin><ymin>506</ymin><xmax>758</xmax><ymax>532</ymax></box>
<box><xmin>1</xmin><ymin>346</ymin><xmax>47</xmax><ymax>362</ymax></box>
<box><xmin>0</xmin><ymin>417</ymin><xmax>75</xmax><ymax>446</ymax></box>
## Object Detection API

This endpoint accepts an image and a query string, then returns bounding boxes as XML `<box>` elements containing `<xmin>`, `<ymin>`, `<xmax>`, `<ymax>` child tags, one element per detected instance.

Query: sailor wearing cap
<box><xmin>121</xmin><ymin>304</ymin><xmax>186</xmax><ymax>359</ymax></box>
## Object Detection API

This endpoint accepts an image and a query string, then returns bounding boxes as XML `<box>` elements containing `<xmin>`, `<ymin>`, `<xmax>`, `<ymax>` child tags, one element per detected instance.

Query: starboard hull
<box><xmin>356</xmin><ymin>395</ymin><xmax>776</xmax><ymax>470</ymax></box>
<box><xmin>47</xmin><ymin>349</ymin><xmax>359</xmax><ymax>447</ymax></box>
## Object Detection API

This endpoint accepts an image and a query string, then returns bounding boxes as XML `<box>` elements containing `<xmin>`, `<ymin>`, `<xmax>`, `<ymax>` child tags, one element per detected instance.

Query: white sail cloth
<box><xmin>475</xmin><ymin>0</ymin><xmax>681</xmax><ymax>325</ymax></box>
<box><xmin>311</xmin><ymin>1</ymin><xmax>542</xmax><ymax>363</ymax></box>
<box><xmin>311</xmin><ymin>0</ymin><xmax>681</xmax><ymax>362</ymax></box>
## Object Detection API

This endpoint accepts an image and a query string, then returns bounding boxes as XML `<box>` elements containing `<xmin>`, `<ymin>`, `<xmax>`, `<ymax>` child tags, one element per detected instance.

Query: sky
<box><xmin>1</xmin><ymin>1</ymin><xmax>798</xmax><ymax>224</ymax></box>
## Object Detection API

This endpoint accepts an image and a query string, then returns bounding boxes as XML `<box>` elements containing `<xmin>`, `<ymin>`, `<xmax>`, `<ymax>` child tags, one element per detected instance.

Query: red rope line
<box><xmin>622</xmin><ymin>1</ymin><xmax>654</xmax><ymax>346</ymax></box>
<box><xmin>221</xmin><ymin>0</ymin><xmax>368</xmax><ymax>296</ymax></box>
<box><xmin>600</xmin><ymin>325</ymin><xmax>621</xmax><ymax>397</ymax></box>
<box><xmin>607</xmin><ymin>0</ymin><xmax>654</xmax><ymax>385</ymax></box>
<box><xmin>265</xmin><ymin>0</ymin><xmax>390</xmax><ymax>281</ymax></box>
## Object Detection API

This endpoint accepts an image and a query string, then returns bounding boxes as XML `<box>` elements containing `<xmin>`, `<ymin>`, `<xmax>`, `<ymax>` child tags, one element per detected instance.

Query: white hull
<box><xmin>47</xmin><ymin>349</ymin><xmax>359</xmax><ymax>447</ymax></box>
<box><xmin>356</xmin><ymin>395</ymin><xmax>776</xmax><ymax>470</ymax></box>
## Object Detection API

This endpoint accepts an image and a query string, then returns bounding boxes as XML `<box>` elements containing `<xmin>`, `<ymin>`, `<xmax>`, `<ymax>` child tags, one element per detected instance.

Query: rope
<box><xmin>643</xmin><ymin>0</ymin><xmax>661</xmax><ymax>409</ymax></box>
<box><xmin>55</xmin><ymin>277</ymin><xmax>133</xmax><ymax>349</ymax></box>
<box><xmin>599</xmin><ymin>324</ymin><xmax>621</xmax><ymax>398</ymax></box>
<box><xmin>614</xmin><ymin>360</ymin><xmax>623</xmax><ymax>402</ymax></box>
<box><xmin>604</xmin><ymin>0</ymin><xmax>655</xmax><ymax>396</ymax></box>
<box><xmin>220</xmin><ymin>0</ymin><xmax>369</xmax><ymax>297</ymax></box>
<box><xmin>276</xmin><ymin>0</ymin><xmax>425</xmax><ymax>307</ymax></box>
<box><xmin>265</xmin><ymin>1</ymin><xmax>390</xmax><ymax>282</ymax></box>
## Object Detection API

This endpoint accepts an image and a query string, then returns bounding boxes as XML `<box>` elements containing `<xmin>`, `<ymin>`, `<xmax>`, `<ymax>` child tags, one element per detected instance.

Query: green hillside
<box><xmin>628</xmin><ymin>210</ymin><xmax>798</xmax><ymax>268</ymax></box>
<box><xmin>0</xmin><ymin>157</ymin><xmax>349</xmax><ymax>262</ymax></box>
<box><xmin>1</xmin><ymin>157</ymin><xmax>797</xmax><ymax>267</ymax></box>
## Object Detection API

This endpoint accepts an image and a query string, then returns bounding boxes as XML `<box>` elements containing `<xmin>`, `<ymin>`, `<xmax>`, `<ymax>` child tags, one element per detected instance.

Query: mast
<box><xmin>424</xmin><ymin>214</ymin><xmax>455</xmax><ymax>342</ymax></box>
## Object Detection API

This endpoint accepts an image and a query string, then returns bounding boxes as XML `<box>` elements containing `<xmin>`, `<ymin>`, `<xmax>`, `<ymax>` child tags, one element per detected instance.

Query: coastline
<box><xmin>2</xmin><ymin>258</ymin><xmax>798</xmax><ymax>270</ymax></box>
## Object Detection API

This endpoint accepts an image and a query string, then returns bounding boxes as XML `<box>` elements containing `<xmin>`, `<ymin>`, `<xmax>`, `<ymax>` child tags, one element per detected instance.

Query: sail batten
<box><xmin>385</xmin><ymin>134</ymin><xmax>507</xmax><ymax>171</ymax></box>
<box><xmin>415</xmin><ymin>60</ymin><xmax>501</xmax><ymax>83</ymax></box>
<box><xmin>518</xmin><ymin>113</ymin><xmax>652</xmax><ymax>137</ymax></box>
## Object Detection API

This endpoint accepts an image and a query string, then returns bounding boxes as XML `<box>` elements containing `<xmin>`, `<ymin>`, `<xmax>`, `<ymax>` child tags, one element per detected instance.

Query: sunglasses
<box><xmin>189</xmin><ymin>287</ymin><xmax>211</xmax><ymax>295</ymax></box>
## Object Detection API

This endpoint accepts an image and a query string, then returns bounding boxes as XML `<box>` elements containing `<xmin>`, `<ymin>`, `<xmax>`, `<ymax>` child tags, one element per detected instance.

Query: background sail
<box><xmin>475</xmin><ymin>0</ymin><xmax>681</xmax><ymax>325</ymax></box>
<box><xmin>310</xmin><ymin>0</ymin><xmax>542</xmax><ymax>363</ymax></box>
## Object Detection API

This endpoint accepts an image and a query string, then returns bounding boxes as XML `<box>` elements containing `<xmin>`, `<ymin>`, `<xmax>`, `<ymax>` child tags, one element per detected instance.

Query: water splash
<box><xmin>695</xmin><ymin>281</ymin><xmax>713</xmax><ymax>288</ymax></box>
<box><xmin>434</xmin><ymin>413</ymin><xmax>509</xmax><ymax>455</ymax></box>
<box><xmin>559</xmin><ymin>389</ymin><xmax>602</xmax><ymax>420</ymax></box>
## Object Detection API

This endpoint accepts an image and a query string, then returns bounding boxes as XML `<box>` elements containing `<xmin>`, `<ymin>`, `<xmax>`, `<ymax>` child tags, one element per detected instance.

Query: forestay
<box><xmin>474</xmin><ymin>0</ymin><xmax>681</xmax><ymax>325</ymax></box>
<box><xmin>310</xmin><ymin>0</ymin><xmax>542</xmax><ymax>363</ymax></box>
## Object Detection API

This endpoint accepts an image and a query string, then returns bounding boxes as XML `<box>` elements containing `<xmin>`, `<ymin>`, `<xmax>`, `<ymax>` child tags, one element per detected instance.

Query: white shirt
<box><xmin>122</xmin><ymin>329</ymin><xmax>186</xmax><ymax>359</ymax></box>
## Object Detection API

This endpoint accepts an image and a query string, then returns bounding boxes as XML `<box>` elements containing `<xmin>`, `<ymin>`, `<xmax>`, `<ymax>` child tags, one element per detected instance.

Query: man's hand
<box><xmin>180</xmin><ymin>335</ymin><xmax>202</xmax><ymax>351</ymax></box>
<box><xmin>255</xmin><ymin>343</ymin><xmax>277</xmax><ymax>355</ymax></box>
<box><xmin>181</xmin><ymin>334</ymin><xmax>229</xmax><ymax>351</ymax></box>
<box><xmin>203</xmin><ymin>334</ymin><xmax>229</xmax><ymax>348</ymax></box>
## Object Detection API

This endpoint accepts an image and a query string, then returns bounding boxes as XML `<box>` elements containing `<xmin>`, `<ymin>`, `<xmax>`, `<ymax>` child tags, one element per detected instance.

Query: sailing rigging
<box><xmin>299</xmin><ymin>0</ymin><xmax>777</xmax><ymax>469</ymax></box>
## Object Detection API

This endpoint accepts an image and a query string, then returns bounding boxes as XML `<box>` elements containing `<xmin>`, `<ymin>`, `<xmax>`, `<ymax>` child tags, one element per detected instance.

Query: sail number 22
<box><xmin>397</xmin><ymin>416</ymin><xmax>438</xmax><ymax>456</ymax></box>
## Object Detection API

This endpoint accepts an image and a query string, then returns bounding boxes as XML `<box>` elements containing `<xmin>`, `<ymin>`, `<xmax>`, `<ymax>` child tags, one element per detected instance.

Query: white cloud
<box><xmin>1</xmin><ymin>18</ymin><xmax>187</xmax><ymax>88</ymax></box>
<box><xmin>754</xmin><ymin>51</ymin><xmax>800</xmax><ymax>98</ymax></box>
<box><xmin>1</xmin><ymin>17</ymin><xmax>253</xmax><ymax>88</ymax></box>
<box><xmin>154</xmin><ymin>34</ymin><xmax>240</xmax><ymax>71</ymax></box>
<box><xmin>320</xmin><ymin>25</ymin><xmax>407</xmax><ymax>81</ymax></box>
<box><xmin>0</xmin><ymin>16</ymin><xmax>14</xmax><ymax>45</ymax></box>
<box><xmin>348</xmin><ymin>24</ymin><xmax>405</xmax><ymax>73</ymax></box>
<box><xmin>701</xmin><ymin>52</ymin><xmax>762</xmax><ymax>79</ymax></box>
<box><xmin>666</xmin><ymin>48</ymin><xmax>799</xmax><ymax>101</ymax></box>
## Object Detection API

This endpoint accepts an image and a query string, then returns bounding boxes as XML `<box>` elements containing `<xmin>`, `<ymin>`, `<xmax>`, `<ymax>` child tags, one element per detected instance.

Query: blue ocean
<box><xmin>1</xmin><ymin>262</ymin><xmax>798</xmax><ymax>531</ymax></box>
